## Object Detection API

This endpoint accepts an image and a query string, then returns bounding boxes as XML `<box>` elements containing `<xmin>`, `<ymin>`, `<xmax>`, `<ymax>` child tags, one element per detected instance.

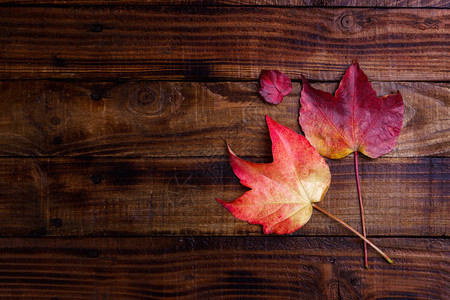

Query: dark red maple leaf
<box><xmin>299</xmin><ymin>60</ymin><xmax>404</xmax><ymax>159</ymax></box>
<box><xmin>299</xmin><ymin>60</ymin><xmax>404</xmax><ymax>268</ymax></box>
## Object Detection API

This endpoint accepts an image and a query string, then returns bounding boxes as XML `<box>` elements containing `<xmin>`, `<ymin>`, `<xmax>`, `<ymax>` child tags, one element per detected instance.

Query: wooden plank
<box><xmin>0</xmin><ymin>7</ymin><xmax>448</xmax><ymax>81</ymax></box>
<box><xmin>0</xmin><ymin>0</ymin><xmax>448</xmax><ymax>7</ymax></box>
<box><xmin>0</xmin><ymin>156</ymin><xmax>447</xmax><ymax>236</ymax></box>
<box><xmin>0</xmin><ymin>159</ymin><xmax>47</xmax><ymax>236</ymax></box>
<box><xmin>0</xmin><ymin>81</ymin><xmax>447</xmax><ymax>158</ymax></box>
<box><xmin>0</xmin><ymin>237</ymin><xmax>447</xmax><ymax>299</ymax></box>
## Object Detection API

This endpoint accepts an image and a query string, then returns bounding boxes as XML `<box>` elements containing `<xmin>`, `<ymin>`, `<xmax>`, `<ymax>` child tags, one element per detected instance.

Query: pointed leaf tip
<box><xmin>301</xmin><ymin>75</ymin><xmax>312</xmax><ymax>91</ymax></box>
<box><xmin>215</xmin><ymin>197</ymin><xmax>225</xmax><ymax>206</ymax></box>
<box><xmin>226</xmin><ymin>143</ymin><xmax>237</xmax><ymax>158</ymax></box>
<box><xmin>265</xmin><ymin>115</ymin><xmax>275</xmax><ymax>127</ymax></box>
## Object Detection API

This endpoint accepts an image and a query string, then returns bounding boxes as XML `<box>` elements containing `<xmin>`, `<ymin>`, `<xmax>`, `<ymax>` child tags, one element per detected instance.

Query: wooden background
<box><xmin>0</xmin><ymin>0</ymin><xmax>449</xmax><ymax>299</ymax></box>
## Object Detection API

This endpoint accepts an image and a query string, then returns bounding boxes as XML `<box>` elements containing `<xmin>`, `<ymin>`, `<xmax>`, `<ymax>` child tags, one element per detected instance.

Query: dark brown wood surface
<box><xmin>0</xmin><ymin>156</ymin><xmax>448</xmax><ymax>237</ymax></box>
<box><xmin>0</xmin><ymin>81</ymin><xmax>448</xmax><ymax>158</ymax></box>
<box><xmin>0</xmin><ymin>237</ymin><xmax>448</xmax><ymax>299</ymax></box>
<box><xmin>1</xmin><ymin>0</ymin><xmax>449</xmax><ymax>7</ymax></box>
<box><xmin>0</xmin><ymin>7</ymin><xmax>448</xmax><ymax>81</ymax></box>
<box><xmin>0</xmin><ymin>1</ymin><xmax>448</xmax><ymax>299</ymax></box>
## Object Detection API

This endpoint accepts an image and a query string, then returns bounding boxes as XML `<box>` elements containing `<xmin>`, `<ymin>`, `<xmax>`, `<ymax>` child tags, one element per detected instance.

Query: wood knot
<box><xmin>87</xmin><ymin>249</ymin><xmax>100</xmax><ymax>258</ymax></box>
<box><xmin>89</xmin><ymin>23</ymin><xmax>103</xmax><ymax>33</ymax></box>
<box><xmin>91</xmin><ymin>174</ymin><xmax>102</xmax><ymax>184</ymax></box>
<box><xmin>336</xmin><ymin>12</ymin><xmax>367</xmax><ymax>34</ymax></box>
<box><xmin>52</xmin><ymin>136</ymin><xmax>62</xmax><ymax>145</ymax></box>
<box><xmin>51</xmin><ymin>56</ymin><xmax>67</xmax><ymax>67</ymax></box>
<box><xmin>136</xmin><ymin>88</ymin><xmax>157</xmax><ymax>107</ymax></box>
<box><xmin>340</xmin><ymin>15</ymin><xmax>354</xmax><ymax>28</ymax></box>
<box><xmin>51</xmin><ymin>116</ymin><xmax>61</xmax><ymax>125</ymax></box>
<box><xmin>90</xmin><ymin>92</ymin><xmax>102</xmax><ymax>101</ymax></box>
<box><xmin>120</xmin><ymin>83</ymin><xmax>183</xmax><ymax>121</ymax></box>
<box><xmin>50</xmin><ymin>218</ymin><xmax>62</xmax><ymax>228</ymax></box>
<box><xmin>416</xmin><ymin>18</ymin><xmax>440</xmax><ymax>30</ymax></box>
<box><xmin>127</xmin><ymin>85</ymin><xmax>171</xmax><ymax>118</ymax></box>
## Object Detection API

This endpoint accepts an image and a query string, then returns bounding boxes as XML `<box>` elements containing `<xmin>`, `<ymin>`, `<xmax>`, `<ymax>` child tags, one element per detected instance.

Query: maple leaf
<box><xmin>259</xmin><ymin>70</ymin><xmax>292</xmax><ymax>104</ymax></box>
<box><xmin>299</xmin><ymin>60</ymin><xmax>404</xmax><ymax>159</ymax></box>
<box><xmin>216</xmin><ymin>116</ymin><xmax>393</xmax><ymax>264</ymax></box>
<box><xmin>217</xmin><ymin>115</ymin><xmax>331</xmax><ymax>234</ymax></box>
<box><xmin>299</xmin><ymin>60</ymin><xmax>403</xmax><ymax>268</ymax></box>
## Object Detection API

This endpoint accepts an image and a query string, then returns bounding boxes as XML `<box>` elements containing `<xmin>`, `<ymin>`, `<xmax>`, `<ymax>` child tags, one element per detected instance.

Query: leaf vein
<box><xmin>308</xmin><ymin>90</ymin><xmax>354</xmax><ymax>148</ymax></box>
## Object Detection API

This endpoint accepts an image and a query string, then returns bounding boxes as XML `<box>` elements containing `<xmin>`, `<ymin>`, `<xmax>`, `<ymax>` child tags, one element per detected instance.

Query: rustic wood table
<box><xmin>0</xmin><ymin>1</ymin><xmax>448</xmax><ymax>299</ymax></box>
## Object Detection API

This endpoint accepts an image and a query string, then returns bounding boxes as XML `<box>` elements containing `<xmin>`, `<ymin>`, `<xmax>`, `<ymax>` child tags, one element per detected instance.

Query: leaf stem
<box><xmin>312</xmin><ymin>204</ymin><xmax>393</xmax><ymax>265</ymax></box>
<box><xmin>355</xmin><ymin>151</ymin><xmax>368</xmax><ymax>268</ymax></box>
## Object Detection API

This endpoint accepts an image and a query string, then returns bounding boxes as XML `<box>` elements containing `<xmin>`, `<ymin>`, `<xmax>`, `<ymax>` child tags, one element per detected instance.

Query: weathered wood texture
<box><xmin>1</xmin><ymin>0</ymin><xmax>449</xmax><ymax>7</ymax></box>
<box><xmin>0</xmin><ymin>81</ymin><xmax>448</xmax><ymax>157</ymax></box>
<box><xmin>0</xmin><ymin>156</ymin><xmax>447</xmax><ymax>236</ymax></box>
<box><xmin>0</xmin><ymin>1</ymin><xmax>448</xmax><ymax>299</ymax></box>
<box><xmin>0</xmin><ymin>237</ymin><xmax>447</xmax><ymax>299</ymax></box>
<box><xmin>0</xmin><ymin>7</ymin><xmax>448</xmax><ymax>81</ymax></box>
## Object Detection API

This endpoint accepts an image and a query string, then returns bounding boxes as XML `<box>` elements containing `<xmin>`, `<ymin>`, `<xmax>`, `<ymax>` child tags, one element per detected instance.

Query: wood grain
<box><xmin>0</xmin><ymin>156</ymin><xmax>447</xmax><ymax>236</ymax></box>
<box><xmin>1</xmin><ymin>0</ymin><xmax>448</xmax><ymax>7</ymax></box>
<box><xmin>0</xmin><ymin>237</ymin><xmax>447</xmax><ymax>299</ymax></box>
<box><xmin>0</xmin><ymin>159</ymin><xmax>46</xmax><ymax>236</ymax></box>
<box><xmin>0</xmin><ymin>7</ymin><xmax>448</xmax><ymax>81</ymax></box>
<box><xmin>0</xmin><ymin>81</ymin><xmax>448</xmax><ymax>158</ymax></box>
<box><xmin>0</xmin><ymin>2</ymin><xmax>448</xmax><ymax>299</ymax></box>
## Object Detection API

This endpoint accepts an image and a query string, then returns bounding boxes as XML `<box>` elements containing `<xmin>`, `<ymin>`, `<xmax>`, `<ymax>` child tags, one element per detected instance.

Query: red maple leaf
<box><xmin>217</xmin><ymin>115</ymin><xmax>331</xmax><ymax>234</ymax></box>
<box><xmin>299</xmin><ymin>60</ymin><xmax>404</xmax><ymax>159</ymax></box>
<box><xmin>299</xmin><ymin>60</ymin><xmax>404</xmax><ymax>267</ymax></box>
<box><xmin>259</xmin><ymin>70</ymin><xmax>292</xmax><ymax>104</ymax></box>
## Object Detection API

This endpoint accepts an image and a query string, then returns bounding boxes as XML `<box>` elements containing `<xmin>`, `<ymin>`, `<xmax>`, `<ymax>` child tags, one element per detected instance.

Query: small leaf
<box><xmin>217</xmin><ymin>116</ymin><xmax>331</xmax><ymax>234</ymax></box>
<box><xmin>259</xmin><ymin>70</ymin><xmax>292</xmax><ymax>104</ymax></box>
<box><xmin>299</xmin><ymin>60</ymin><xmax>404</xmax><ymax>159</ymax></box>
